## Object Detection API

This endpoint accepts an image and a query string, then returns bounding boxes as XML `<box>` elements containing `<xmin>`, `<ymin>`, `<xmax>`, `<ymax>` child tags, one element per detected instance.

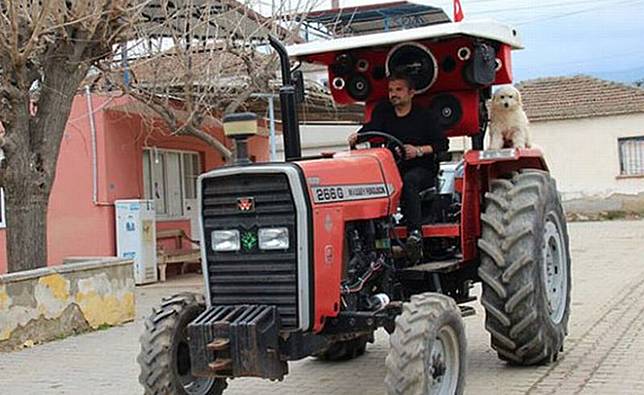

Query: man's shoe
<box><xmin>406</xmin><ymin>230</ymin><xmax>423</xmax><ymax>264</ymax></box>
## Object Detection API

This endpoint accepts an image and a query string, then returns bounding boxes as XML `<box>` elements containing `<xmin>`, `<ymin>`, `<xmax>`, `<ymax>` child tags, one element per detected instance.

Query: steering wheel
<box><xmin>351</xmin><ymin>131</ymin><xmax>406</xmax><ymax>164</ymax></box>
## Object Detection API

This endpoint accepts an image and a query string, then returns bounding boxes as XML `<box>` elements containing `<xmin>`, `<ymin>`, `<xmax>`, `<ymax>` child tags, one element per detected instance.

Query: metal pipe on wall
<box><xmin>84</xmin><ymin>86</ymin><xmax>99</xmax><ymax>206</ymax></box>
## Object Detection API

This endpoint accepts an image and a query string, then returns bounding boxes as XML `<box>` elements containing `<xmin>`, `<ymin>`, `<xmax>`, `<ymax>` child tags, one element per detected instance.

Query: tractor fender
<box><xmin>460</xmin><ymin>148</ymin><xmax>549</xmax><ymax>261</ymax></box>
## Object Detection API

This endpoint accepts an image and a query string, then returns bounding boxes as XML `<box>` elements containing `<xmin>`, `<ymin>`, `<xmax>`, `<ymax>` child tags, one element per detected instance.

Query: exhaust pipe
<box><xmin>268</xmin><ymin>35</ymin><xmax>302</xmax><ymax>161</ymax></box>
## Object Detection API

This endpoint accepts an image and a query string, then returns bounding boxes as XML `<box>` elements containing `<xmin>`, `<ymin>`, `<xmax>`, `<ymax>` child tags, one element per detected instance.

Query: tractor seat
<box><xmin>417</xmin><ymin>151</ymin><xmax>452</xmax><ymax>201</ymax></box>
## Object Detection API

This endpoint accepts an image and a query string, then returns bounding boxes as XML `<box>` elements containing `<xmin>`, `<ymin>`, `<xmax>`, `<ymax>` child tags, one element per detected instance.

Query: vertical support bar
<box><xmin>268</xmin><ymin>96</ymin><xmax>277</xmax><ymax>161</ymax></box>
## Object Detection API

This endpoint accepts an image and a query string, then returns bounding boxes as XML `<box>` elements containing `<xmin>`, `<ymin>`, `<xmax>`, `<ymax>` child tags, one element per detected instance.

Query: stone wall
<box><xmin>0</xmin><ymin>258</ymin><xmax>134</xmax><ymax>351</ymax></box>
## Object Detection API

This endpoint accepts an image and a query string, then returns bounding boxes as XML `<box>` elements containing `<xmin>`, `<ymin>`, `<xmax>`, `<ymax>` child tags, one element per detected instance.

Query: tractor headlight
<box><xmin>258</xmin><ymin>227</ymin><xmax>289</xmax><ymax>250</ymax></box>
<box><xmin>211</xmin><ymin>230</ymin><xmax>240</xmax><ymax>252</ymax></box>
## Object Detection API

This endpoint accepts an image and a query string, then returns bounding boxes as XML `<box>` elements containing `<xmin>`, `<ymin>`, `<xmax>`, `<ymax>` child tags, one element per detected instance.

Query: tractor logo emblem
<box><xmin>241</xmin><ymin>232</ymin><xmax>257</xmax><ymax>251</ymax></box>
<box><xmin>237</xmin><ymin>197</ymin><xmax>255</xmax><ymax>212</ymax></box>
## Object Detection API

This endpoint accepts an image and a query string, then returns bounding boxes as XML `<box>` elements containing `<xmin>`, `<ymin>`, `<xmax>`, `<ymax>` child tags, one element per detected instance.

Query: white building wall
<box><xmin>530</xmin><ymin>114</ymin><xmax>644</xmax><ymax>200</ymax></box>
<box><xmin>275</xmin><ymin>124</ymin><xmax>359</xmax><ymax>159</ymax></box>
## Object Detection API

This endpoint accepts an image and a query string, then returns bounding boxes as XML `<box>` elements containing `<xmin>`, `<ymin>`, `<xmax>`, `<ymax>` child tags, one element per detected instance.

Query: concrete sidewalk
<box><xmin>1</xmin><ymin>220</ymin><xmax>643</xmax><ymax>394</ymax></box>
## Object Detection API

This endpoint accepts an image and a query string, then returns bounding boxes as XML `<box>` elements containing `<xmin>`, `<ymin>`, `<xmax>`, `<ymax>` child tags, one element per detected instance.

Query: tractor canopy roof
<box><xmin>283</xmin><ymin>3</ymin><xmax>523</xmax><ymax>138</ymax></box>
<box><xmin>286</xmin><ymin>19</ymin><xmax>523</xmax><ymax>60</ymax></box>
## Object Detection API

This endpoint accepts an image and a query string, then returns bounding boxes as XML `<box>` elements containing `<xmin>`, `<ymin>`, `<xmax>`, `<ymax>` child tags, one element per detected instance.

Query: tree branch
<box><xmin>127</xmin><ymin>88</ymin><xmax>233</xmax><ymax>160</ymax></box>
<box><xmin>17</xmin><ymin>0</ymin><xmax>52</xmax><ymax>66</ymax></box>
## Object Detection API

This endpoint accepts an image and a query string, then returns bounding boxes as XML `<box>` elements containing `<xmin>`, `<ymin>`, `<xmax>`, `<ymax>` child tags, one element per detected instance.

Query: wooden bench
<box><xmin>156</xmin><ymin>229</ymin><xmax>201</xmax><ymax>282</ymax></box>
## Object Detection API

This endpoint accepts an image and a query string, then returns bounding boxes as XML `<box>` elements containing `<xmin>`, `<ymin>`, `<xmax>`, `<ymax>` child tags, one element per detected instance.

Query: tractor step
<box><xmin>459</xmin><ymin>305</ymin><xmax>476</xmax><ymax>317</ymax></box>
<box><xmin>402</xmin><ymin>258</ymin><xmax>463</xmax><ymax>273</ymax></box>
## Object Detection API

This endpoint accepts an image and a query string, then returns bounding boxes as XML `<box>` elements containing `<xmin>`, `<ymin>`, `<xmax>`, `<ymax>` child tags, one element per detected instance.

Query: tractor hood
<box><xmin>296</xmin><ymin>148</ymin><xmax>403</xmax><ymax>220</ymax></box>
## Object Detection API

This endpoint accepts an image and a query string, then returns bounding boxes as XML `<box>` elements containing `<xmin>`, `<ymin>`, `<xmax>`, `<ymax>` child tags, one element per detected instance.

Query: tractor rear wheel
<box><xmin>138</xmin><ymin>293</ymin><xmax>227</xmax><ymax>395</ymax></box>
<box><xmin>478</xmin><ymin>169</ymin><xmax>571</xmax><ymax>365</ymax></box>
<box><xmin>384</xmin><ymin>293</ymin><xmax>466</xmax><ymax>395</ymax></box>
<box><xmin>315</xmin><ymin>334</ymin><xmax>371</xmax><ymax>361</ymax></box>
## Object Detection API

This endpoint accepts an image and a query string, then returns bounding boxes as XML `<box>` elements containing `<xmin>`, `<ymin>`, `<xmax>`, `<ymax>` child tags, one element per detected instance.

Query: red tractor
<box><xmin>138</xmin><ymin>16</ymin><xmax>571</xmax><ymax>395</ymax></box>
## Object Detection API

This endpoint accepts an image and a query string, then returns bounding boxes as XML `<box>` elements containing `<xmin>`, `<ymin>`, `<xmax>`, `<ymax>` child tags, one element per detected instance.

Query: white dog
<box><xmin>488</xmin><ymin>85</ymin><xmax>531</xmax><ymax>149</ymax></box>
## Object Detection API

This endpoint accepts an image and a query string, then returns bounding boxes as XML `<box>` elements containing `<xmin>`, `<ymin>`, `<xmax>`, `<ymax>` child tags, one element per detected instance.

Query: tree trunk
<box><xmin>1</xmin><ymin>47</ymin><xmax>90</xmax><ymax>273</ymax></box>
<box><xmin>5</xmin><ymin>194</ymin><xmax>48</xmax><ymax>273</ymax></box>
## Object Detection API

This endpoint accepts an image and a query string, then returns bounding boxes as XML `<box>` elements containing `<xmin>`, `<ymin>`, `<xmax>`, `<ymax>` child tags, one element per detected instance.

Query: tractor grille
<box><xmin>201</xmin><ymin>173</ymin><xmax>299</xmax><ymax>329</ymax></box>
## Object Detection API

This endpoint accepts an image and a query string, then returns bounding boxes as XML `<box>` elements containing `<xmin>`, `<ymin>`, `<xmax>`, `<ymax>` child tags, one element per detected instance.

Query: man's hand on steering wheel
<box><xmin>403</xmin><ymin>145</ymin><xmax>420</xmax><ymax>159</ymax></box>
<box><xmin>347</xmin><ymin>132</ymin><xmax>359</xmax><ymax>146</ymax></box>
<box><xmin>349</xmin><ymin>131</ymin><xmax>406</xmax><ymax>164</ymax></box>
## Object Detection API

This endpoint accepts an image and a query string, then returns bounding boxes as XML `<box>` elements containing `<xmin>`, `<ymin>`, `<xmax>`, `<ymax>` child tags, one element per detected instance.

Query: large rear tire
<box><xmin>138</xmin><ymin>293</ymin><xmax>227</xmax><ymax>395</ymax></box>
<box><xmin>478</xmin><ymin>169</ymin><xmax>571</xmax><ymax>365</ymax></box>
<box><xmin>385</xmin><ymin>293</ymin><xmax>466</xmax><ymax>395</ymax></box>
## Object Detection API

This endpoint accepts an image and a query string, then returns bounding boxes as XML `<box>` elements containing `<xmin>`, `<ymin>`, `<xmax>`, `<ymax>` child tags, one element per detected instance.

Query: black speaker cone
<box><xmin>347</xmin><ymin>74</ymin><xmax>371</xmax><ymax>101</ymax></box>
<box><xmin>430</xmin><ymin>94</ymin><xmax>462</xmax><ymax>129</ymax></box>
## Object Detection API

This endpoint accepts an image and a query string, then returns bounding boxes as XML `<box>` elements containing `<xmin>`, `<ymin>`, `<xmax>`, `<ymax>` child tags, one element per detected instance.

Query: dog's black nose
<box><xmin>504</xmin><ymin>103</ymin><xmax>509</xmax><ymax>108</ymax></box>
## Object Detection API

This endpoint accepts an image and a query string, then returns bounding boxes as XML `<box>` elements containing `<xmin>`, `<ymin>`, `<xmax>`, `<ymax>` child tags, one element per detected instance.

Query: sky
<box><xmin>309</xmin><ymin>0</ymin><xmax>644</xmax><ymax>83</ymax></box>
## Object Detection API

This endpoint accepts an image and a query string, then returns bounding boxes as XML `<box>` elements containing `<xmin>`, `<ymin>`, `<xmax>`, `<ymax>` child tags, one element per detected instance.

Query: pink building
<box><xmin>0</xmin><ymin>93</ymin><xmax>268</xmax><ymax>274</ymax></box>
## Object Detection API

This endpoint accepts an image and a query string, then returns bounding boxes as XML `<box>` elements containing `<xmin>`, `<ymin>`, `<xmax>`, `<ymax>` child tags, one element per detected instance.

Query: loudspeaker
<box><xmin>386</xmin><ymin>43</ymin><xmax>438</xmax><ymax>93</ymax></box>
<box><xmin>356</xmin><ymin>59</ymin><xmax>369</xmax><ymax>72</ymax></box>
<box><xmin>463</xmin><ymin>42</ymin><xmax>496</xmax><ymax>86</ymax></box>
<box><xmin>330</xmin><ymin>53</ymin><xmax>354</xmax><ymax>76</ymax></box>
<box><xmin>332</xmin><ymin>77</ymin><xmax>346</xmax><ymax>90</ymax></box>
<box><xmin>430</xmin><ymin>94</ymin><xmax>463</xmax><ymax>129</ymax></box>
<box><xmin>347</xmin><ymin>74</ymin><xmax>371</xmax><ymax>101</ymax></box>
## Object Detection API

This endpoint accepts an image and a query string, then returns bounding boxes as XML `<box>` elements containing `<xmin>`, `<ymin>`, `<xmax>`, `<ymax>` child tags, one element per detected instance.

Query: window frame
<box><xmin>617</xmin><ymin>136</ymin><xmax>644</xmax><ymax>177</ymax></box>
<box><xmin>142</xmin><ymin>147</ymin><xmax>201</xmax><ymax>220</ymax></box>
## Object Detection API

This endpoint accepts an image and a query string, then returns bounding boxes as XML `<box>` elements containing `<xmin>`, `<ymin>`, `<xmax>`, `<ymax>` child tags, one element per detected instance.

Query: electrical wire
<box><xmin>472</xmin><ymin>0</ymin><xmax>630</xmax><ymax>15</ymax></box>
<box><xmin>517</xmin><ymin>48</ymin><xmax>644</xmax><ymax>68</ymax></box>
<box><xmin>515</xmin><ymin>0</ymin><xmax>644</xmax><ymax>25</ymax></box>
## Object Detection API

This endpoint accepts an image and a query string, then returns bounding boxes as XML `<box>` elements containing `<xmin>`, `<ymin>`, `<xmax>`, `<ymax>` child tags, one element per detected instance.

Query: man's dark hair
<box><xmin>388</xmin><ymin>71</ymin><xmax>415</xmax><ymax>90</ymax></box>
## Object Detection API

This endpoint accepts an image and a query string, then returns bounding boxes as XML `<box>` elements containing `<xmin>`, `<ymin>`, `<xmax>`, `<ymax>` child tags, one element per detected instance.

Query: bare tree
<box><xmin>0</xmin><ymin>0</ymin><xmax>145</xmax><ymax>272</ymax></box>
<box><xmin>101</xmin><ymin>0</ymin><xmax>320</xmax><ymax>160</ymax></box>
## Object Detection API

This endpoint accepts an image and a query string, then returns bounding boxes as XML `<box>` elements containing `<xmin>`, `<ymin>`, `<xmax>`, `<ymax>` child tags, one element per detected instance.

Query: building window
<box><xmin>618</xmin><ymin>136</ymin><xmax>644</xmax><ymax>176</ymax></box>
<box><xmin>143</xmin><ymin>148</ymin><xmax>201</xmax><ymax>218</ymax></box>
<box><xmin>0</xmin><ymin>188</ymin><xmax>5</xmax><ymax>228</ymax></box>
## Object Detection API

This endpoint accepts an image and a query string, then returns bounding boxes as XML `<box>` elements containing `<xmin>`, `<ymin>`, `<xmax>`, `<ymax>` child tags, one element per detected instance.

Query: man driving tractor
<box><xmin>348</xmin><ymin>72</ymin><xmax>449</xmax><ymax>263</ymax></box>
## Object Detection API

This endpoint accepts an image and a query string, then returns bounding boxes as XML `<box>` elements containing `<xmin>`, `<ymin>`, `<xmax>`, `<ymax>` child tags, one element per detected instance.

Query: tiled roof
<box><xmin>516</xmin><ymin>75</ymin><xmax>644</xmax><ymax>122</ymax></box>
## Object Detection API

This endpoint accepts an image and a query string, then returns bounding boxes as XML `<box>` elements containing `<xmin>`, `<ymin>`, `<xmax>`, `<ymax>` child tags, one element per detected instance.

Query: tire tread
<box><xmin>478</xmin><ymin>169</ymin><xmax>571</xmax><ymax>365</ymax></box>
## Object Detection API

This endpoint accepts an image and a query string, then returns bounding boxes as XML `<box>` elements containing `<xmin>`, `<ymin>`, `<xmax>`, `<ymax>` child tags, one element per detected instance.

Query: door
<box><xmin>182</xmin><ymin>153</ymin><xmax>201</xmax><ymax>244</ymax></box>
<box><xmin>165</xmin><ymin>152</ymin><xmax>183</xmax><ymax>217</ymax></box>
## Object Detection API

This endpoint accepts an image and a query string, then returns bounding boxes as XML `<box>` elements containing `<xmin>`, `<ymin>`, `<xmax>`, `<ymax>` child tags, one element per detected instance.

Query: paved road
<box><xmin>1</xmin><ymin>220</ymin><xmax>643</xmax><ymax>394</ymax></box>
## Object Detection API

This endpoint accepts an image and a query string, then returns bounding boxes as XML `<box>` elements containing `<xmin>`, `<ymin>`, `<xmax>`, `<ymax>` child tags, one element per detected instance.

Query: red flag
<box><xmin>454</xmin><ymin>0</ymin><xmax>464</xmax><ymax>22</ymax></box>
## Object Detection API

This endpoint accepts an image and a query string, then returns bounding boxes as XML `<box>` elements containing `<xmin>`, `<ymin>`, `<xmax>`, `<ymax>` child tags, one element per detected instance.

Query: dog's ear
<box><xmin>516</xmin><ymin>89</ymin><xmax>523</xmax><ymax>106</ymax></box>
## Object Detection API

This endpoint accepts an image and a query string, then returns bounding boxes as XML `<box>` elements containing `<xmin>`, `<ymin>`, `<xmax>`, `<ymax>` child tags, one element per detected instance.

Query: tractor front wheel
<box><xmin>478</xmin><ymin>169</ymin><xmax>571</xmax><ymax>365</ymax></box>
<box><xmin>384</xmin><ymin>293</ymin><xmax>466</xmax><ymax>395</ymax></box>
<box><xmin>138</xmin><ymin>293</ymin><xmax>227</xmax><ymax>395</ymax></box>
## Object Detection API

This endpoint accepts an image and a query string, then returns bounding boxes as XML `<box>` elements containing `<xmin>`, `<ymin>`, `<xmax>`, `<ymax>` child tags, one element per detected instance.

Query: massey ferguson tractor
<box><xmin>138</xmin><ymin>14</ymin><xmax>572</xmax><ymax>395</ymax></box>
